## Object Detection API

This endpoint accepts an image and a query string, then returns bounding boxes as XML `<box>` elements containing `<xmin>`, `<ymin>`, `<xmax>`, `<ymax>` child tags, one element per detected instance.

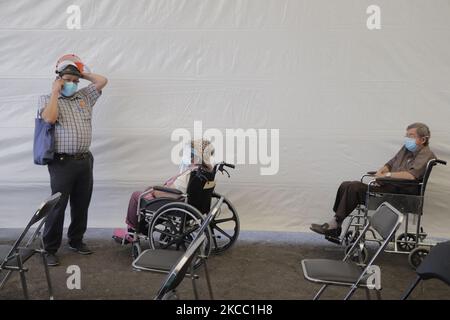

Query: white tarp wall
<box><xmin>1</xmin><ymin>0</ymin><xmax>449</xmax><ymax>237</ymax></box>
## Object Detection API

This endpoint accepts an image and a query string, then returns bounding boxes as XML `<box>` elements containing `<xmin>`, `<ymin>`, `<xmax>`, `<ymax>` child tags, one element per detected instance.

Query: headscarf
<box><xmin>180</xmin><ymin>139</ymin><xmax>215</xmax><ymax>172</ymax></box>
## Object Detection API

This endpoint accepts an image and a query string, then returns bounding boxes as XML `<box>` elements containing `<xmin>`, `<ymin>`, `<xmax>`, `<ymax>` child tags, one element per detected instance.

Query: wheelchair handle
<box><xmin>435</xmin><ymin>159</ymin><xmax>447</xmax><ymax>165</ymax></box>
<box><xmin>223</xmin><ymin>162</ymin><xmax>235</xmax><ymax>169</ymax></box>
<box><xmin>214</xmin><ymin>161</ymin><xmax>235</xmax><ymax>178</ymax></box>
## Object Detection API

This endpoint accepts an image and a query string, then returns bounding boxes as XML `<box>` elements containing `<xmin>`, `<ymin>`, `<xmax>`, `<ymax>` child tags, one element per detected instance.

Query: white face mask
<box><xmin>179</xmin><ymin>163</ymin><xmax>190</xmax><ymax>173</ymax></box>
<box><xmin>180</xmin><ymin>144</ymin><xmax>194</xmax><ymax>173</ymax></box>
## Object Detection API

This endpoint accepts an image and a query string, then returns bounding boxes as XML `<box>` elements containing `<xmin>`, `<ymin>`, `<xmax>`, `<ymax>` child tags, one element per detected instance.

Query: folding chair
<box><xmin>301</xmin><ymin>202</ymin><xmax>403</xmax><ymax>300</ymax></box>
<box><xmin>0</xmin><ymin>193</ymin><xmax>61</xmax><ymax>299</ymax></box>
<box><xmin>154</xmin><ymin>233</ymin><xmax>208</xmax><ymax>300</ymax></box>
<box><xmin>132</xmin><ymin>196</ymin><xmax>225</xmax><ymax>300</ymax></box>
<box><xmin>401</xmin><ymin>240</ymin><xmax>450</xmax><ymax>299</ymax></box>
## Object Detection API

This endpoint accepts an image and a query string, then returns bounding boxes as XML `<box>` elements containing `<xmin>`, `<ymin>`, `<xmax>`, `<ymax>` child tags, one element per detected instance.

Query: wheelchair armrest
<box><xmin>361</xmin><ymin>171</ymin><xmax>377</xmax><ymax>182</ymax></box>
<box><xmin>374</xmin><ymin>177</ymin><xmax>420</xmax><ymax>185</ymax></box>
<box><xmin>152</xmin><ymin>186</ymin><xmax>183</xmax><ymax>195</ymax></box>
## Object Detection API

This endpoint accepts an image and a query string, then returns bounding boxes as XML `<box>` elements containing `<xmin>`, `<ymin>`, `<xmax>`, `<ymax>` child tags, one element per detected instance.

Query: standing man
<box><xmin>38</xmin><ymin>54</ymin><xmax>108</xmax><ymax>266</ymax></box>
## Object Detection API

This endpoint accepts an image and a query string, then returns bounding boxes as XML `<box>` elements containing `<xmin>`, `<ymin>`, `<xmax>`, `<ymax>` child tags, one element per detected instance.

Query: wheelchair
<box><xmin>328</xmin><ymin>159</ymin><xmax>447</xmax><ymax>269</ymax></box>
<box><xmin>114</xmin><ymin>162</ymin><xmax>240</xmax><ymax>264</ymax></box>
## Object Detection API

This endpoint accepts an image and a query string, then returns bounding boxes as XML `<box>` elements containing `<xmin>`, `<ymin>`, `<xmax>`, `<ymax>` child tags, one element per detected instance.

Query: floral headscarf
<box><xmin>181</xmin><ymin>139</ymin><xmax>215</xmax><ymax>172</ymax></box>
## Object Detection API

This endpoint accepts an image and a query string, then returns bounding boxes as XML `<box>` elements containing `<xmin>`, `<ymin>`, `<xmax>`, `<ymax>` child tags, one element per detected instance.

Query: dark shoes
<box><xmin>69</xmin><ymin>242</ymin><xmax>93</xmax><ymax>255</ymax></box>
<box><xmin>310</xmin><ymin>223</ymin><xmax>342</xmax><ymax>238</ymax></box>
<box><xmin>45</xmin><ymin>253</ymin><xmax>60</xmax><ymax>267</ymax></box>
<box><xmin>45</xmin><ymin>243</ymin><xmax>93</xmax><ymax>266</ymax></box>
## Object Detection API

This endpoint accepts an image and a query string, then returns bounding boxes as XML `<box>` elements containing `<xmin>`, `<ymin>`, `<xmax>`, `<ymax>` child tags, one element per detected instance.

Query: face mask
<box><xmin>404</xmin><ymin>137</ymin><xmax>417</xmax><ymax>152</ymax></box>
<box><xmin>61</xmin><ymin>82</ymin><xmax>78</xmax><ymax>97</ymax></box>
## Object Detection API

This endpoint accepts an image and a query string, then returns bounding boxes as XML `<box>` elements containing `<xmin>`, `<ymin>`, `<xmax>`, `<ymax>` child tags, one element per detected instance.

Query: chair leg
<box><xmin>365</xmin><ymin>288</ymin><xmax>371</xmax><ymax>300</ymax></box>
<box><xmin>0</xmin><ymin>270</ymin><xmax>13</xmax><ymax>289</ymax></box>
<box><xmin>191</xmin><ymin>274</ymin><xmax>199</xmax><ymax>300</ymax></box>
<box><xmin>401</xmin><ymin>276</ymin><xmax>421</xmax><ymax>300</ymax></box>
<box><xmin>375</xmin><ymin>289</ymin><xmax>382</xmax><ymax>300</ymax></box>
<box><xmin>203</xmin><ymin>260</ymin><xmax>214</xmax><ymax>300</ymax></box>
<box><xmin>344</xmin><ymin>285</ymin><xmax>357</xmax><ymax>300</ymax></box>
<box><xmin>16</xmin><ymin>257</ymin><xmax>29</xmax><ymax>300</ymax></box>
<box><xmin>19</xmin><ymin>271</ymin><xmax>29</xmax><ymax>300</ymax></box>
<box><xmin>41</xmin><ymin>252</ymin><xmax>54</xmax><ymax>300</ymax></box>
<box><xmin>313</xmin><ymin>285</ymin><xmax>328</xmax><ymax>300</ymax></box>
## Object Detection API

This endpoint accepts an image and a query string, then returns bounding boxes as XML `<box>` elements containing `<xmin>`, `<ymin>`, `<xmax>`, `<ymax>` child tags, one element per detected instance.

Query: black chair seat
<box><xmin>0</xmin><ymin>245</ymin><xmax>36</xmax><ymax>267</ymax></box>
<box><xmin>133</xmin><ymin>249</ymin><xmax>184</xmax><ymax>272</ymax></box>
<box><xmin>402</xmin><ymin>241</ymin><xmax>450</xmax><ymax>299</ymax></box>
<box><xmin>302</xmin><ymin>259</ymin><xmax>368</xmax><ymax>285</ymax></box>
<box><xmin>416</xmin><ymin>241</ymin><xmax>450</xmax><ymax>285</ymax></box>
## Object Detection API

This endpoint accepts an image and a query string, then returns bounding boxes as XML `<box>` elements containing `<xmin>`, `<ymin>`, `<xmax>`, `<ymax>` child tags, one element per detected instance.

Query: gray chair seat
<box><xmin>402</xmin><ymin>241</ymin><xmax>450</xmax><ymax>299</ymax></box>
<box><xmin>0</xmin><ymin>245</ymin><xmax>11</xmax><ymax>261</ymax></box>
<box><xmin>302</xmin><ymin>259</ymin><xmax>368</xmax><ymax>286</ymax></box>
<box><xmin>132</xmin><ymin>249</ymin><xmax>184</xmax><ymax>272</ymax></box>
<box><xmin>416</xmin><ymin>241</ymin><xmax>450</xmax><ymax>284</ymax></box>
<box><xmin>0</xmin><ymin>245</ymin><xmax>35</xmax><ymax>267</ymax></box>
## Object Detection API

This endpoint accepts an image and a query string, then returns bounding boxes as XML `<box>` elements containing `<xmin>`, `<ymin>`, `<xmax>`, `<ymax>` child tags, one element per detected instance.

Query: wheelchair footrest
<box><xmin>112</xmin><ymin>228</ymin><xmax>133</xmax><ymax>245</ymax></box>
<box><xmin>325</xmin><ymin>235</ymin><xmax>341</xmax><ymax>245</ymax></box>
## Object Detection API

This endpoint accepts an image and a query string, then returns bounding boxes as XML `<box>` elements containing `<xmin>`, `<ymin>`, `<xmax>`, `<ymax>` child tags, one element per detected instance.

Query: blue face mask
<box><xmin>404</xmin><ymin>137</ymin><xmax>417</xmax><ymax>152</ymax></box>
<box><xmin>61</xmin><ymin>82</ymin><xmax>78</xmax><ymax>97</ymax></box>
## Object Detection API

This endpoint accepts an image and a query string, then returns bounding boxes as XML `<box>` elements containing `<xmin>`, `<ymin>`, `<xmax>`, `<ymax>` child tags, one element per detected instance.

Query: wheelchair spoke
<box><xmin>149</xmin><ymin>203</ymin><xmax>214</xmax><ymax>265</ymax></box>
<box><xmin>212</xmin><ymin>225</ymin><xmax>232</xmax><ymax>240</ymax></box>
<box><xmin>213</xmin><ymin>217</ymin><xmax>235</xmax><ymax>224</ymax></box>
<box><xmin>209</xmin><ymin>194</ymin><xmax>240</xmax><ymax>254</ymax></box>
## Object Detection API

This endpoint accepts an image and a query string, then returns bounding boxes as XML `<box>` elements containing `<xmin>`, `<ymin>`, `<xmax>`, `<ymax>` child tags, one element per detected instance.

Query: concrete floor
<box><xmin>0</xmin><ymin>229</ymin><xmax>449</xmax><ymax>300</ymax></box>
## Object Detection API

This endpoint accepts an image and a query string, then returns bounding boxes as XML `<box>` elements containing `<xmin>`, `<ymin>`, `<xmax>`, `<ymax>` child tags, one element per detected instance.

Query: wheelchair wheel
<box><xmin>408</xmin><ymin>247</ymin><xmax>429</xmax><ymax>269</ymax></box>
<box><xmin>396</xmin><ymin>233</ymin><xmax>417</xmax><ymax>252</ymax></box>
<box><xmin>344</xmin><ymin>244</ymin><xmax>368</xmax><ymax>265</ymax></box>
<box><xmin>148</xmin><ymin>202</ymin><xmax>212</xmax><ymax>263</ymax></box>
<box><xmin>418</xmin><ymin>227</ymin><xmax>427</xmax><ymax>242</ymax></box>
<box><xmin>210</xmin><ymin>192</ymin><xmax>240</xmax><ymax>254</ymax></box>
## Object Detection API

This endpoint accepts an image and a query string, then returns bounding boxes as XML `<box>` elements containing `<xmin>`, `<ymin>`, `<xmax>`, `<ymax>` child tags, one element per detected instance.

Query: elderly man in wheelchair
<box><xmin>113</xmin><ymin>138</ymin><xmax>239</xmax><ymax>259</ymax></box>
<box><xmin>310</xmin><ymin>122</ymin><xmax>437</xmax><ymax>244</ymax></box>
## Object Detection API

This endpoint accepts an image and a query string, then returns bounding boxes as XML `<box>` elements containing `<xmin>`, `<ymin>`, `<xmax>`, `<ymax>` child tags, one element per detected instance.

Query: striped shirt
<box><xmin>38</xmin><ymin>83</ymin><xmax>101</xmax><ymax>154</ymax></box>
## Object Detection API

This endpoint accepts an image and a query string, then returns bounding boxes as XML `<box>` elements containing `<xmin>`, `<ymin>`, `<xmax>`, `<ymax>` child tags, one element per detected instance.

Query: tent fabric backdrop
<box><xmin>1</xmin><ymin>0</ymin><xmax>449</xmax><ymax>237</ymax></box>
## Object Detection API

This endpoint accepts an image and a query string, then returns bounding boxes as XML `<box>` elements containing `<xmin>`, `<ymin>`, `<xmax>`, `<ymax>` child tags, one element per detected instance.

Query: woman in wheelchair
<box><xmin>113</xmin><ymin>138</ymin><xmax>239</xmax><ymax>258</ymax></box>
<box><xmin>310</xmin><ymin>122</ymin><xmax>436</xmax><ymax>240</ymax></box>
<box><xmin>124</xmin><ymin>139</ymin><xmax>215</xmax><ymax>232</ymax></box>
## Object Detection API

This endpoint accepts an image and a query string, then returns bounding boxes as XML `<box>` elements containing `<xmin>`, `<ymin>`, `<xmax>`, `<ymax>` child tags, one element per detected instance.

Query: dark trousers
<box><xmin>333</xmin><ymin>181</ymin><xmax>399</xmax><ymax>223</ymax></box>
<box><xmin>43</xmin><ymin>153</ymin><xmax>94</xmax><ymax>253</ymax></box>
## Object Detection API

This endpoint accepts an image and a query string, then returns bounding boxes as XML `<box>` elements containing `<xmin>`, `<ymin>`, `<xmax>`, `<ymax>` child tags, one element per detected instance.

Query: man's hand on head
<box><xmin>52</xmin><ymin>78</ymin><xmax>64</xmax><ymax>95</ymax></box>
<box><xmin>81</xmin><ymin>72</ymin><xmax>108</xmax><ymax>92</ymax></box>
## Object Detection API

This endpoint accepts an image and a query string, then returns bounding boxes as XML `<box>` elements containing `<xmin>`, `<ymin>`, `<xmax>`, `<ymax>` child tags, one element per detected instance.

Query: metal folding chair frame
<box><xmin>0</xmin><ymin>193</ymin><xmax>61</xmax><ymax>299</ymax></box>
<box><xmin>303</xmin><ymin>202</ymin><xmax>404</xmax><ymax>300</ymax></box>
